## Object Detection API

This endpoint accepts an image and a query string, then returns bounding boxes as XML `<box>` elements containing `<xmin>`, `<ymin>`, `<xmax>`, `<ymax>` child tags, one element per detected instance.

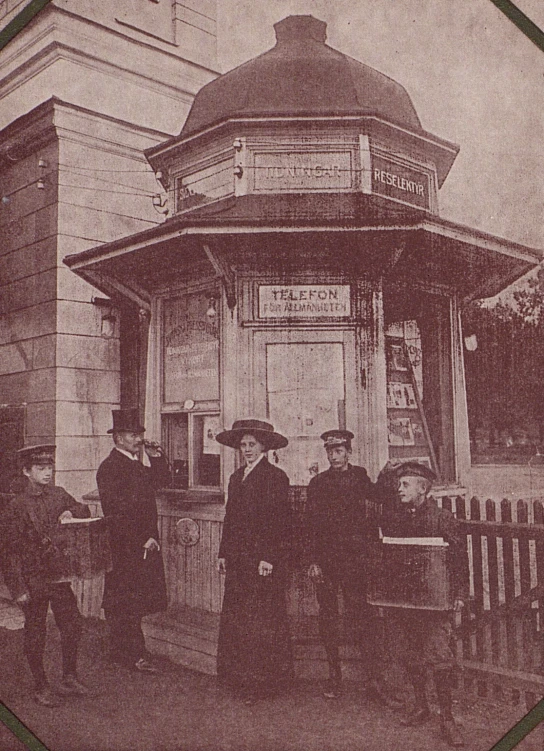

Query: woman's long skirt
<box><xmin>217</xmin><ymin>565</ymin><xmax>293</xmax><ymax>696</ymax></box>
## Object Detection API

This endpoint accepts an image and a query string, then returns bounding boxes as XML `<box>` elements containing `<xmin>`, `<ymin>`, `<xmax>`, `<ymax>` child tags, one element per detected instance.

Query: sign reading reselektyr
<box><xmin>371</xmin><ymin>154</ymin><xmax>430</xmax><ymax>210</ymax></box>
<box><xmin>258</xmin><ymin>285</ymin><xmax>351</xmax><ymax>319</ymax></box>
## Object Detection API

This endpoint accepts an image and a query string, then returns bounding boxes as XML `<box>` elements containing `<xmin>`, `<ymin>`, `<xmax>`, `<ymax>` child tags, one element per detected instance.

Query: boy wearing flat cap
<box><xmin>3</xmin><ymin>445</ymin><xmax>91</xmax><ymax>707</ymax></box>
<box><xmin>305</xmin><ymin>429</ymin><xmax>390</xmax><ymax>702</ymax></box>
<box><xmin>381</xmin><ymin>461</ymin><xmax>468</xmax><ymax>748</ymax></box>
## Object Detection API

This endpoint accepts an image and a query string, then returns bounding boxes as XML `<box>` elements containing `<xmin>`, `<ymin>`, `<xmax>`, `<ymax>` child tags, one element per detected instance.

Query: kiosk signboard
<box><xmin>253</xmin><ymin>151</ymin><xmax>353</xmax><ymax>192</ymax></box>
<box><xmin>258</xmin><ymin>284</ymin><xmax>351</xmax><ymax>319</ymax></box>
<box><xmin>371</xmin><ymin>154</ymin><xmax>430</xmax><ymax>210</ymax></box>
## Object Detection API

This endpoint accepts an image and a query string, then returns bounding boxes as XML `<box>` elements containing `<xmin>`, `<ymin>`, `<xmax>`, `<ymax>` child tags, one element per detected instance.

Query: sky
<box><xmin>216</xmin><ymin>0</ymin><xmax>544</xmax><ymax>252</ymax></box>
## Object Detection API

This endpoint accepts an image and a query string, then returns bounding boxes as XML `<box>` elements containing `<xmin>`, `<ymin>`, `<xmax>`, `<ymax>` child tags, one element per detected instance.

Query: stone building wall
<box><xmin>0</xmin><ymin>1</ymin><xmax>218</xmax><ymax>497</ymax></box>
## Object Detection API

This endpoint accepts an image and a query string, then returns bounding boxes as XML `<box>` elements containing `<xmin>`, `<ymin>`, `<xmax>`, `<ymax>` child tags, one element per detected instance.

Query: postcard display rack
<box><xmin>385</xmin><ymin>335</ymin><xmax>438</xmax><ymax>477</ymax></box>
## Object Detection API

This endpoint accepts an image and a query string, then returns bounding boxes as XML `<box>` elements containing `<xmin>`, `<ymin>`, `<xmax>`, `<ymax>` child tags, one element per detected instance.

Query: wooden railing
<box><xmin>288</xmin><ymin>489</ymin><xmax>544</xmax><ymax>707</ymax></box>
<box><xmin>69</xmin><ymin>488</ymin><xmax>544</xmax><ymax>707</ymax></box>
<box><xmin>443</xmin><ymin>496</ymin><xmax>544</xmax><ymax>709</ymax></box>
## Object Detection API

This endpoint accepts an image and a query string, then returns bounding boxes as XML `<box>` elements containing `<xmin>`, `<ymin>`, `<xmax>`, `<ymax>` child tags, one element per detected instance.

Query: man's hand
<box><xmin>308</xmin><ymin>563</ymin><xmax>324</xmax><ymax>584</ymax></box>
<box><xmin>377</xmin><ymin>459</ymin><xmax>404</xmax><ymax>478</ymax></box>
<box><xmin>58</xmin><ymin>510</ymin><xmax>73</xmax><ymax>522</ymax></box>
<box><xmin>258</xmin><ymin>560</ymin><xmax>273</xmax><ymax>576</ymax></box>
<box><xmin>143</xmin><ymin>538</ymin><xmax>160</xmax><ymax>559</ymax></box>
<box><xmin>453</xmin><ymin>598</ymin><xmax>465</xmax><ymax>613</ymax></box>
<box><xmin>143</xmin><ymin>441</ymin><xmax>163</xmax><ymax>458</ymax></box>
<box><xmin>16</xmin><ymin>592</ymin><xmax>30</xmax><ymax>606</ymax></box>
<box><xmin>217</xmin><ymin>558</ymin><xmax>227</xmax><ymax>574</ymax></box>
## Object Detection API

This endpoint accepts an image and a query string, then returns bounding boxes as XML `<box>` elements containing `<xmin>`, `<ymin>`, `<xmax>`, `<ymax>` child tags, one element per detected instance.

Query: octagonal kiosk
<box><xmin>65</xmin><ymin>16</ymin><xmax>542</xmax><ymax>674</ymax></box>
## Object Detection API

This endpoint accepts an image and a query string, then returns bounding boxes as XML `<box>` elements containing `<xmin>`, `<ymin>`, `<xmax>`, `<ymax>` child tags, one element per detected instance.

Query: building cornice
<box><xmin>0</xmin><ymin>5</ymin><xmax>217</xmax><ymax>112</ymax></box>
<box><xmin>0</xmin><ymin>96</ymin><xmax>171</xmax><ymax>167</ymax></box>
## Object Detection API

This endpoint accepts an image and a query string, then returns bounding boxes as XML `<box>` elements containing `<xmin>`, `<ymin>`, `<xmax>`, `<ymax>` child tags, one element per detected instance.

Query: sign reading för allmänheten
<box><xmin>258</xmin><ymin>285</ymin><xmax>351</xmax><ymax>318</ymax></box>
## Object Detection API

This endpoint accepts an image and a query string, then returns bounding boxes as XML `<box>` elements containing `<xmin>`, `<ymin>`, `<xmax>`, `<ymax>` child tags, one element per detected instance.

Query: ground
<box><xmin>0</xmin><ymin>611</ymin><xmax>542</xmax><ymax>751</ymax></box>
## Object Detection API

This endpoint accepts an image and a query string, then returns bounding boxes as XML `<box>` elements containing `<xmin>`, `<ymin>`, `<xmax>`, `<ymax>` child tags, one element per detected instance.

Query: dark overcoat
<box><xmin>217</xmin><ymin>456</ymin><xmax>294</xmax><ymax>692</ymax></box>
<box><xmin>306</xmin><ymin>464</ymin><xmax>378</xmax><ymax>574</ymax></box>
<box><xmin>96</xmin><ymin>449</ymin><xmax>168</xmax><ymax>616</ymax></box>
<box><xmin>2</xmin><ymin>483</ymin><xmax>89</xmax><ymax>599</ymax></box>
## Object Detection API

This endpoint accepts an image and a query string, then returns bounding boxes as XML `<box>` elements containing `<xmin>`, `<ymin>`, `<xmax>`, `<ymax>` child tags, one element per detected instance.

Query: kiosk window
<box><xmin>162</xmin><ymin>291</ymin><xmax>219</xmax><ymax>405</ymax></box>
<box><xmin>161</xmin><ymin>287</ymin><xmax>221</xmax><ymax>492</ymax></box>
<box><xmin>384</xmin><ymin>288</ymin><xmax>455</xmax><ymax>483</ymax></box>
<box><xmin>192</xmin><ymin>413</ymin><xmax>221</xmax><ymax>487</ymax></box>
<box><xmin>162</xmin><ymin>411</ymin><xmax>220</xmax><ymax>490</ymax></box>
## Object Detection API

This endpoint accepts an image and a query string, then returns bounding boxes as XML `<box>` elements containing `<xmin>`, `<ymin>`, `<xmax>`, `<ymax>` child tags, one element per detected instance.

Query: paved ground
<box><xmin>0</xmin><ymin>611</ymin><xmax>542</xmax><ymax>751</ymax></box>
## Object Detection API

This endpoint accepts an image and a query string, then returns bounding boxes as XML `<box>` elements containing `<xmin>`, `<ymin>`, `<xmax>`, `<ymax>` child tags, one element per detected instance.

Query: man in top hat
<box><xmin>3</xmin><ymin>444</ymin><xmax>91</xmax><ymax>706</ymax></box>
<box><xmin>96</xmin><ymin>409</ymin><xmax>170</xmax><ymax>673</ymax></box>
<box><xmin>381</xmin><ymin>461</ymin><xmax>468</xmax><ymax>748</ymax></box>
<box><xmin>305</xmin><ymin>429</ymin><xmax>389</xmax><ymax>702</ymax></box>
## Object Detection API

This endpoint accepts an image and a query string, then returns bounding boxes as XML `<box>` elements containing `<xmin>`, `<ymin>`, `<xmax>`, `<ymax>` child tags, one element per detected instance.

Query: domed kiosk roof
<box><xmin>181</xmin><ymin>15</ymin><xmax>423</xmax><ymax>138</ymax></box>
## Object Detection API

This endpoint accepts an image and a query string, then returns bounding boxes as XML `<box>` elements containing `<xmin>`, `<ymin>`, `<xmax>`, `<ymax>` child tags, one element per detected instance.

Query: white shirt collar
<box><xmin>243</xmin><ymin>452</ymin><xmax>265</xmax><ymax>479</ymax></box>
<box><xmin>115</xmin><ymin>447</ymin><xmax>139</xmax><ymax>462</ymax></box>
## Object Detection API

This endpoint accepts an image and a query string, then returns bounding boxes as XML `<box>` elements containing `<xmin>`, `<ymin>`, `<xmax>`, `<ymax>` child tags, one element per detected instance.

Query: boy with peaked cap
<box><xmin>97</xmin><ymin>409</ymin><xmax>170</xmax><ymax>673</ymax></box>
<box><xmin>381</xmin><ymin>461</ymin><xmax>468</xmax><ymax>748</ymax></box>
<box><xmin>3</xmin><ymin>445</ymin><xmax>91</xmax><ymax>707</ymax></box>
<box><xmin>305</xmin><ymin>429</ymin><xmax>394</xmax><ymax>704</ymax></box>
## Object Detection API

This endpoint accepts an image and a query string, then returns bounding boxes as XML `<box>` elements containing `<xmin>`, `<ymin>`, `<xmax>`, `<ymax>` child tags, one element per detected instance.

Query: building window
<box><xmin>0</xmin><ymin>405</ymin><xmax>26</xmax><ymax>494</ymax></box>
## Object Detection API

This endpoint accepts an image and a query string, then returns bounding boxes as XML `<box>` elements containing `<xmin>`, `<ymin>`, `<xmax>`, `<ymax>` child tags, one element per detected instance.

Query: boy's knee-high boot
<box><xmin>400</xmin><ymin>668</ymin><xmax>431</xmax><ymax>726</ymax></box>
<box><xmin>434</xmin><ymin>670</ymin><xmax>464</xmax><ymax>748</ymax></box>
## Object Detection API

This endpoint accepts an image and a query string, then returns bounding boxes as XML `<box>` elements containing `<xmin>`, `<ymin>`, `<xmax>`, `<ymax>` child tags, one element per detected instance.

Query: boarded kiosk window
<box><xmin>384</xmin><ymin>288</ymin><xmax>455</xmax><ymax>483</ymax></box>
<box><xmin>161</xmin><ymin>289</ymin><xmax>220</xmax><ymax>491</ymax></box>
<box><xmin>266</xmin><ymin>341</ymin><xmax>346</xmax><ymax>486</ymax></box>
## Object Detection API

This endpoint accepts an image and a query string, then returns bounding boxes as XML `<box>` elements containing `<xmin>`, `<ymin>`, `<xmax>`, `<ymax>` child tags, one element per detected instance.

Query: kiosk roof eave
<box><xmin>63</xmin><ymin>212</ymin><xmax>542</xmax><ymax>304</ymax></box>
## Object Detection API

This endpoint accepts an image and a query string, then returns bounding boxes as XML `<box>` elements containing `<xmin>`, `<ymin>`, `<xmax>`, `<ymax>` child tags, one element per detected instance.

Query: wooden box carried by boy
<box><xmin>367</xmin><ymin>537</ymin><xmax>451</xmax><ymax>610</ymax></box>
<box><xmin>53</xmin><ymin>516</ymin><xmax>112</xmax><ymax>581</ymax></box>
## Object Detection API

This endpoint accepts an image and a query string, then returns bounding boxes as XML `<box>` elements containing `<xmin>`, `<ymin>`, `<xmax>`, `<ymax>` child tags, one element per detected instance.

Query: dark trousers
<box><xmin>387</xmin><ymin>610</ymin><xmax>456</xmax><ymax>716</ymax></box>
<box><xmin>387</xmin><ymin>610</ymin><xmax>455</xmax><ymax>673</ymax></box>
<box><xmin>316</xmin><ymin>564</ymin><xmax>380</xmax><ymax>681</ymax></box>
<box><xmin>104</xmin><ymin>609</ymin><xmax>146</xmax><ymax>666</ymax></box>
<box><xmin>22</xmin><ymin>582</ymin><xmax>82</xmax><ymax>690</ymax></box>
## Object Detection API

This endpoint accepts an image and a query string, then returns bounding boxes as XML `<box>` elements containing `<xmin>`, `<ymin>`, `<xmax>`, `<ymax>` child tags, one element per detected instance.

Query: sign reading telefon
<box><xmin>259</xmin><ymin>285</ymin><xmax>351</xmax><ymax>318</ymax></box>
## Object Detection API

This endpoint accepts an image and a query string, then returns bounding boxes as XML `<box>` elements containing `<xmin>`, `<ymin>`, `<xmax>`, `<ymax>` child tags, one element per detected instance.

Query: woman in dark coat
<box><xmin>216</xmin><ymin>419</ymin><xmax>293</xmax><ymax>704</ymax></box>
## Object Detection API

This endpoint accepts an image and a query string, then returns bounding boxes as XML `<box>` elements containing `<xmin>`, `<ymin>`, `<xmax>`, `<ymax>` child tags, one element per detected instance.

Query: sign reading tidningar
<box><xmin>258</xmin><ymin>285</ymin><xmax>351</xmax><ymax>318</ymax></box>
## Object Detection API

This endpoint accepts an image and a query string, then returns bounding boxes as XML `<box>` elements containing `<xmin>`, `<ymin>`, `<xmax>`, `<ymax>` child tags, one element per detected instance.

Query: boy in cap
<box><xmin>306</xmin><ymin>429</ymin><xmax>392</xmax><ymax>703</ymax></box>
<box><xmin>381</xmin><ymin>461</ymin><xmax>468</xmax><ymax>747</ymax></box>
<box><xmin>3</xmin><ymin>445</ymin><xmax>91</xmax><ymax>707</ymax></box>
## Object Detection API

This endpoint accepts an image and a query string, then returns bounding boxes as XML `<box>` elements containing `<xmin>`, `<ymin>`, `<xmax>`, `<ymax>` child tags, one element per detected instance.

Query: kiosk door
<box><xmin>253</xmin><ymin>329</ymin><xmax>359</xmax><ymax>486</ymax></box>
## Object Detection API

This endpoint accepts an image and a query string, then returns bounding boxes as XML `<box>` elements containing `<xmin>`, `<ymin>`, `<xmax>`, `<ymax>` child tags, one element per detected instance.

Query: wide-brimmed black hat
<box><xmin>215</xmin><ymin>419</ymin><xmax>288</xmax><ymax>450</ymax></box>
<box><xmin>17</xmin><ymin>444</ymin><xmax>56</xmax><ymax>465</ymax></box>
<box><xmin>107</xmin><ymin>408</ymin><xmax>146</xmax><ymax>434</ymax></box>
<box><xmin>395</xmin><ymin>461</ymin><xmax>436</xmax><ymax>483</ymax></box>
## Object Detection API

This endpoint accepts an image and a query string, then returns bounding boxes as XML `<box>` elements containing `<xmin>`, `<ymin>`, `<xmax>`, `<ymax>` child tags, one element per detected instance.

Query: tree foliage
<box><xmin>462</xmin><ymin>267</ymin><xmax>544</xmax><ymax>450</ymax></box>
